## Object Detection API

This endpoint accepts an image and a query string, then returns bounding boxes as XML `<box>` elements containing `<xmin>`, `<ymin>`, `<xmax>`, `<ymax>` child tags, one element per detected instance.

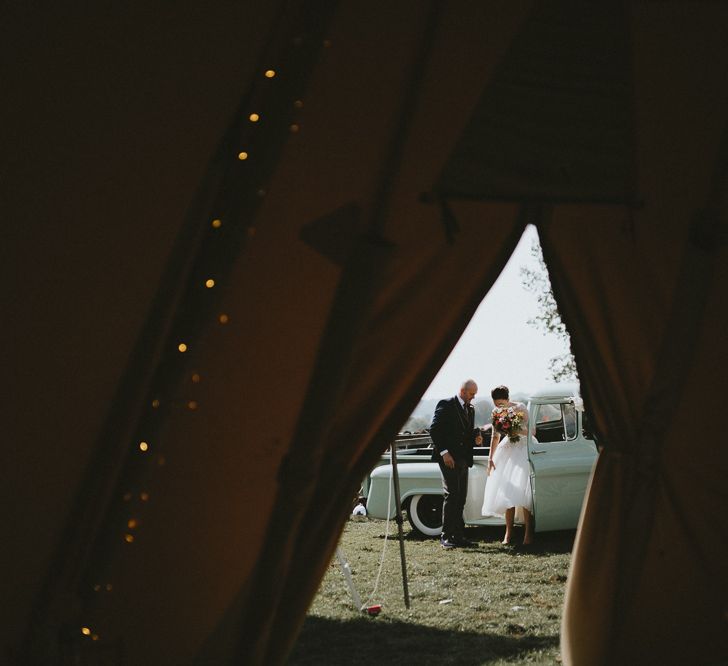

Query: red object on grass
<box><xmin>366</xmin><ymin>605</ymin><xmax>382</xmax><ymax>616</ymax></box>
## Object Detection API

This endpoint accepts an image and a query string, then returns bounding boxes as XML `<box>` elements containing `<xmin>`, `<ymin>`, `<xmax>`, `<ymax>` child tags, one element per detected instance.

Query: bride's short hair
<box><xmin>491</xmin><ymin>385</ymin><xmax>509</xmax><ymax>401</ymax></box>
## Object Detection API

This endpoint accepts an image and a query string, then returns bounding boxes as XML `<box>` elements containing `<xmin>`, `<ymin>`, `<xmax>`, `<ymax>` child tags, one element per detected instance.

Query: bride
<box><xmin>481</xmin><ymin>385</ymin><xmax>534</xmax><ymax>545</ymax></box>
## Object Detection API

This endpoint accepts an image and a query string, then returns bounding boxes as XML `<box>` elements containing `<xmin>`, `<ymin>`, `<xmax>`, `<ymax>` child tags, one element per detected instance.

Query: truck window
<box><xmin>534</xmin><ymin>404</ymin><xmax>565</xmax><ymax>442</ymax></box>
<box><xmin>534</xmin><ymin>403</ymin><xmax>578</xmax><ymax>443</ymax></box>
<box><xmin>563</xmin><ymin>403</ymin><xmax>577</xmax><ymax>440</ymax></box>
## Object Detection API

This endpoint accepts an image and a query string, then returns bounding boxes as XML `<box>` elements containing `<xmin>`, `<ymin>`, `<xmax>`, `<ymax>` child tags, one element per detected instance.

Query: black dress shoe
<box><xmin>440</xmin><ymin>536</ymin><xmax>457</xmax><ymax>549</ymax></box>
<box><xmin>453</xmin><ymin>537</ymin><xmax>477</xmax><ymax>547</ymax></box>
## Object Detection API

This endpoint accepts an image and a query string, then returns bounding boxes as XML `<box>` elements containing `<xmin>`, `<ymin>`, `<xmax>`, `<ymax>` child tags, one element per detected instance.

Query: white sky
<box><xmin>422</xmin><ymin>225</ymin><xmax>570</xmax><ymax>399</ymax></box>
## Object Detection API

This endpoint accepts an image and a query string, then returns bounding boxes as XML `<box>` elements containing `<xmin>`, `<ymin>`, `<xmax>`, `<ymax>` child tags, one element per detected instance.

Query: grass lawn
<box><xmin>288</xmin><ymin>517</ymin><xmax>575</xmax><ymax>665</ymax></box>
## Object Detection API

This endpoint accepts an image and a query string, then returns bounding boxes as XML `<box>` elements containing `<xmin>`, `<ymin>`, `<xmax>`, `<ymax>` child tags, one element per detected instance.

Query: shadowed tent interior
<box><xmin>2</xmin><ymin>2</ymin><xmax>727</xmax><ymax>665</ymax></box>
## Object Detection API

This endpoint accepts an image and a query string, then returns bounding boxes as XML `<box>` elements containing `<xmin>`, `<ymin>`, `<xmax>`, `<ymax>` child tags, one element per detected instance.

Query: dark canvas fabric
<box><xmin>2</xmin><ymin>2</ymin><xmax>727</xmax><ymax>665</ymax></box>
<box><xmin>436</xmin><ymin>3</ymin><xmax>636</xmax><ymax>205</ymax></box>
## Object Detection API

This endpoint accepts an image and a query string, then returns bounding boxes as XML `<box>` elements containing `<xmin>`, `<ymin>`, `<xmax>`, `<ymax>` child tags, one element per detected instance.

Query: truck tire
<box><xmin>407</xmin><ymin>494</ymin><xmax>443</xmax><ymax>537</ymax></box>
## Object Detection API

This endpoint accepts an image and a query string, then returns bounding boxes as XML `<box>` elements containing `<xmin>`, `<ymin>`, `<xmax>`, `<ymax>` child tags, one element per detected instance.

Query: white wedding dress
<box><xmin>481</xmin><ymin>402</ymin><xmax>533</xmax><ymax>518</ymax></box>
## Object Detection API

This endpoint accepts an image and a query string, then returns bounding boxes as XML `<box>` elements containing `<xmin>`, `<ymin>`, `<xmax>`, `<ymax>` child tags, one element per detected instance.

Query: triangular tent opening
<box><xmin>3</xmin><ymin>3</ymin><xmax>727</xmax><ymax>665</ymax></box>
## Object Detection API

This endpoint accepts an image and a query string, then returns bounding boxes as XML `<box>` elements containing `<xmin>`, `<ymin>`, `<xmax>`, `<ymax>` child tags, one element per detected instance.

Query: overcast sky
<box><xmin>422</xmin><ymin>225</ymin><xmax>570</xmax><ymax>400</ymax></box>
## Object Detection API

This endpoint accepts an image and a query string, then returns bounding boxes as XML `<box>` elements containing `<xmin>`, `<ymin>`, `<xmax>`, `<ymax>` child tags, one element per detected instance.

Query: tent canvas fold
<box><xmin>3</xmin><ymin>2</ymin><xmax>728</xmax><ymax>665</ymax></box>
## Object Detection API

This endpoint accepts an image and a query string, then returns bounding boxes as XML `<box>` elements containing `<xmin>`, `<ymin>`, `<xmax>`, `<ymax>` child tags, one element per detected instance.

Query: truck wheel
<box><xmin>407</xmin><ymin>494</ymin><xmax>443</xmax><ymax>537</ymax></box>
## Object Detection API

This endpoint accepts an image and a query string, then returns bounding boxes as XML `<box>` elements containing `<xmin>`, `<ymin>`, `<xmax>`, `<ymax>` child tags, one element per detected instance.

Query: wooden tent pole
<box><xmin>389</xmin><ymin>443</ymin><xmax>411</xmax><ymax>609</ymax></box>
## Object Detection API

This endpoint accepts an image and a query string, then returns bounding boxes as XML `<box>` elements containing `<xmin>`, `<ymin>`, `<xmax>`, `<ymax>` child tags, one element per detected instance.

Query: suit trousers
<box><xmin>438</xmin><ymin>460</ymin><xmax>468</xmax><ymax>540</ymax></box>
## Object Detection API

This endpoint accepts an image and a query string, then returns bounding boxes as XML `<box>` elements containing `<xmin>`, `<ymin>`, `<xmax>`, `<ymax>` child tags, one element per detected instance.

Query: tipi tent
<box><xmin>2</xmin><ymin>2</ymin><xmax>727</xmax><ymax>664</ymax></box>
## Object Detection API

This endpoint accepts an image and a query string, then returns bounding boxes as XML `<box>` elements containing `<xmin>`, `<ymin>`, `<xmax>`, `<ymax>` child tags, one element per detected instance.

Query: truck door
<box><xmin>528</xmin><ymin>401</ymin><xmax>597</xmax><ymax>531</ymax></box>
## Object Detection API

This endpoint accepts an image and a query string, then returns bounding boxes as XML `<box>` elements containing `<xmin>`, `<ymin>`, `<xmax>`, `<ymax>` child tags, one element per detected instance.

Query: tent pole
<box><xmin>389</xmin><ymin>442</ymin><xmax>411</xmax><ymax>609</ymax></box>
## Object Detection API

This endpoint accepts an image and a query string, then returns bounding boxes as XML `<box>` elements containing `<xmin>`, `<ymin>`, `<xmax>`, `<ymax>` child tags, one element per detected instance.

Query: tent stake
<box><xmin>335</xmin><ymin>547</ymin><xmax>362</xmax><ymax>610</ymax></box>
<box><xmin>390</xmin><ymin>442</ymin><xmax>411</xmax><ymax>609</ymax></box>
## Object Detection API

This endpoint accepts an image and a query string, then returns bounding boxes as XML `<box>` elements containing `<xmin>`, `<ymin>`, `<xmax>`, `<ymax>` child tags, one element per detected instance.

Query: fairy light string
<box><xmin>71</xmin><ymin>6</ymin><xmax>341</xmax><ymax>652</ymax></box>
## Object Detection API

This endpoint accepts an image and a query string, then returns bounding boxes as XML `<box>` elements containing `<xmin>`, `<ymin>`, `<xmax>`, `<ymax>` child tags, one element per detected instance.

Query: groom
<box><xmin>430</xmin><ymin>379</ymin><xmax>481</xmax><ymax>549</ymax></box>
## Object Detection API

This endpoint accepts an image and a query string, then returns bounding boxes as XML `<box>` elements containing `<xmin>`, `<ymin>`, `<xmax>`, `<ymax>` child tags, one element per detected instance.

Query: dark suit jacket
<box><xmin>429</xmin><ymin>396</ymin><xmax>476</xmax><ymax>467</ymax></box>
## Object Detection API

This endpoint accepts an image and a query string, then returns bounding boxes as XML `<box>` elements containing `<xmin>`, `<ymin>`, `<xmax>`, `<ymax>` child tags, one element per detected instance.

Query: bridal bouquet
<box><xmin>492</xmin><ymin>406</ymin><xmax>525</xmax><ymax>443</ymax></box>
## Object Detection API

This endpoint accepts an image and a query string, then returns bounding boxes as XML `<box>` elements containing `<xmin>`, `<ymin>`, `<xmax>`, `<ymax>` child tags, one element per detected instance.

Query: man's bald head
<box><xmin>459</xmin><ymin>379</ymin><xmax>478</xmax><ymax>404</ymax></box>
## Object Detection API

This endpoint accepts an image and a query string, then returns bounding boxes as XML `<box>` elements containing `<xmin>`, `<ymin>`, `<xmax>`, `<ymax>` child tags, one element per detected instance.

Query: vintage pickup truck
<box><xmin>364</xmin><ymin>385</ymin><xmax>598</xmax><ymax>536</ymax></box>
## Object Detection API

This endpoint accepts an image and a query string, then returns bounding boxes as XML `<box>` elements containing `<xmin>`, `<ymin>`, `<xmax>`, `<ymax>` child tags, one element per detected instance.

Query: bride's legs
<box><xmin>503</xmin><ymin>507</ymin><xmax>515</xmax><ymax>544</ymax></box>
<box><xmin>522</xmin><ymin>508</ymin><xmax>533</xmax><ymax>545</ymax></box>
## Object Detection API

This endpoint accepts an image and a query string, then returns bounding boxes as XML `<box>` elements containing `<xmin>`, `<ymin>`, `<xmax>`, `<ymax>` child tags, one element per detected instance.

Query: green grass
<box><xmin>288</xmin><ymin>518</ymin><xmax>574</xmax><ymax>665</ymax></box>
